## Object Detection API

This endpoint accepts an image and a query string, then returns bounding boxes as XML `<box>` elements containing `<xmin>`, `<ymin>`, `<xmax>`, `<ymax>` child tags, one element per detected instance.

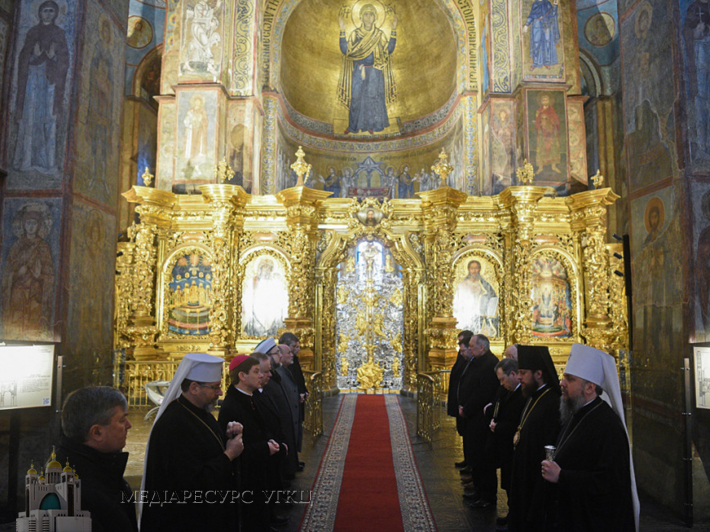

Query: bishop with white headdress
<box><xmin>541</xmin><ymin>343</ymin><xmax>640</xmax><ymax>531</ymax></box>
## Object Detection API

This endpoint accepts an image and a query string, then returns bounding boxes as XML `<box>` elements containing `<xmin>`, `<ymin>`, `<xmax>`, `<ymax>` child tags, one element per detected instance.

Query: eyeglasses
<box><xmin>199</xmin><ymin>383</ymin><xmax>222</xmax><ymax>391</ymax></box>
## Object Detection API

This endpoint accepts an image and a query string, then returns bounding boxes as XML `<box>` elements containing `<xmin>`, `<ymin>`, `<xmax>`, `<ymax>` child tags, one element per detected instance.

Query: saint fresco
<box><xmin>453</xmin><ymin>257</ymin><xmax>499</xmax><ymax>337</ymax></box>
<box><xmin>522</xmin><ymin>0</ymin><xmax>565</xmax><ymax>80</ymax></box>
<box><xmin>167</xmin><ymin>252</ymin><xmax>213</xmax><ymax>335</ymax></box>
<box><xmin>1</xmin><ymin>203</ymin><xmax>56</xmax><ymax>341</ymax></box>
<box><xmin>529</xmin><ymin>256</ymin><xmax>572</xmax><ymax>338</ymax></box>
<box><xmin>241</xmin><ymin>255</ymin><xmax>288</xmax><ymax>337</ymax></box>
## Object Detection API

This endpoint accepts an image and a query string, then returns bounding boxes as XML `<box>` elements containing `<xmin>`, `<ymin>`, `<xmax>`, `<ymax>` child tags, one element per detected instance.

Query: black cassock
<box><xmin>488</xmin><ymin>384</ymin><xmax>526</xmax><ymax>493</ymax></box>
<box><xmin>546</xmin><ymin>396</ymin><xmax>635</xmax><ymax>532</ymax></box>
<box><xmin>140</xmin><ymin>396</ymin><xmax>236</xmax><ymax>531</ymax></box>
<box><xmin>508</xmin><ymin>384</ymin><xmax>560</xmax><ymax>532</ymax></box>
<box><xmin>218</xmin><ymin>385</ymin><xmax>273</xmax><ymax>531</ymax></box>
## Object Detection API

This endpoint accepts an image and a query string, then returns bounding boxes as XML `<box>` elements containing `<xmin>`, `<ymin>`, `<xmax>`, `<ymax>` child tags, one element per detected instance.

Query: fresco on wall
<box><xmin>691</xmin><ymin>181</ymin><xmax>710</xmax><ymax>341</ymax></box>
<box><xmin>577</xmin><ymin>0</ymin><xmax>620</xmax><ymax>94</ymax></box>
<box><xmin>241</xmin><ymin>254</ymin><xmax>288</xmax><ymax>337</ymax></box>
<box><xmin>156</xmin><ymin>103</ymin><xmax>176</xmax><ymax>190</ymax></box>
<box><xmin>490</xmin><ymin>100</ymin><xmax>515</xmax><ymax>194</ymax></box>
<box><xmin>167</xmin><ymin>252</ymin><xmax>213</xmax><ymax>335</ymax></box>
<box><xmin>530</xmin><ymin>255</ymin><xmax>572</xmax><ymax>338</ymax></box>
<box><xmin>681</xmin><ymin>0</ymin><xmax>710</xmax><ymax>172</ymax></box>
<box><xmin>567</xmin><ymin>99</ymin><xmax>588</xmax><ymax>187</ymax></box>
<box><xmin>526</xmin><ymin>90</ymin><xmax>567</xmax><ymax>190</ymax></box>
<box><xmin>67</xmin><ymin>203</ymin><xmax>116</xmax><ymax>355</ymax></box>
<box><xmin>630</xmin><ymin>186</ymin><xmax>683</xmax><ymax>364</ymax></box>
<box><xmin>453</xmin><ymin>254</ymin><xmax>500</xmax><ymax>338</ymax></box>
<box><xmin>127</xmin><ymin>15</ymin><xmax>153</xmax><ymax>49</ymax></box>
<box><xmin>0</xmin><ymin>199</ymin><xmax>62</xmax><ymax>342</ymax></box>
<box><xmin>8</xmin><ymin>0</ymin><xmax>77</xmax><ymax>190</ymax></box>
<box><xmin>0</xmin><ymin>18</ymin><xmax>9</xmax><ymax>117</ymax></box>
<box><xmin>226</xmin><ymin>101</ymin><xmax>255</xmax><ymax>192</ymax></box>
<box><xmin>621</xmin><ymin>0</ymin><xmax>676</xmax><ymax>193</ymax></box>
<box><xmin>175</xmin><ymin>90</ymin><xmax>218</xmax><ymax>193</ymax></box>
<box><xmin>75</xmin><ymin>9</ymin><xmax>124</xmax><ymax>207</ymax></box>
<box><xmin>180</xmin><ymin>0</ymin><xmax>222</xmax><ymax>78</ymax></box>
<box><xmin>481</xmin><ymin>105</ymin><xmax>492</xmax><ymax>194</ymax></box>
<box><xmin>521</xmin><ymin>0</ymin><xmax>565</xmax><ymax>81</ymax></box>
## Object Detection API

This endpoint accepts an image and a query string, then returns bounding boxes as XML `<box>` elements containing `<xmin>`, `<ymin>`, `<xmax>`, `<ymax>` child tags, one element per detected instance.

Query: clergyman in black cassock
<box><xmin>508</xmin><ymin>345</ymin><xmax>561</xmax><ymax>532</ymax></box>
<box><xmin>460</xmin><ymin>334</ymin><xmax>500</xmax><ymax>505</ymax></box>
<box><xmin>541</xmin><ymin>343</ymin><xmax>638</xmax><ymax>531</ymax></box>
<box><xmin>140</xmin><ymin>353</ymin><xmax>242</xmax><ymax>532</ymax></box>
<box><xmin>448</xmin><ymin>331</ymin><xmax>474</xmax><ymax>445</ymax></box>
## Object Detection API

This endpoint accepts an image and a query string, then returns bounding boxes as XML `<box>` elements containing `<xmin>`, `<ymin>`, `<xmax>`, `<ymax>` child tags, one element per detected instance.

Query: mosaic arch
<box><xmin>261</xmin><ymin>0</ymin><xmax>477</xmax><ymax>94</ymax></box>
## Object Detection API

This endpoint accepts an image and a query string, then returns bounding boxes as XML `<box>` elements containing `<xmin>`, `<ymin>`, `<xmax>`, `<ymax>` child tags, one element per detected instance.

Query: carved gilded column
<box><xmin>402</xmin><ymin>268</ymin><xmax>423</xmax><ymax>392</ymax></box>
<box><xmin>317</xmin><ymin>267</ymin><xmax>338</xmax><ymax>390</ymax></box>
<box><xmin>201</xmin><ymin>185</ymin><xmax>249</xmax><ymax>353</ymax></box>
<box><xmin>567</xmin><ymin>188</ymin><xmax>620</xmax><ymax>351</ymax></box>
<box><xmin>114</xmin><ymin>240</ymin><xmax>135</xmax><ymax>351</ymax></box>
<box><xmin>276</xmin><ymin>187</ymin><xmax>332</xmax><ymax>370</ymax></box>
<box><xmin>418</xmin><ymin>188</ymin><xmax>468</xmax><ymax>371</ymax></box>
<box><xmin>122</xmin><ymin>187</ymin><xmax>176</xmax><ymax>359</ymax></box>
<box><xmin>607</xmin><ymin>242</ymin><xmax>629</xmax><ymax>351</ymax></box>
<box><xmin>499</xmin><ymin>187</ymin><xmax>547</xmax><ymax>344</ymax></box>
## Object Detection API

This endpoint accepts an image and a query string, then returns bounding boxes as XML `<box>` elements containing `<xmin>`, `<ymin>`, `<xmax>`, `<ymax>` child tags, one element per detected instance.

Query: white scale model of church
<box><xmin>16</xmin><ymin>447</ymin><xmax>91</xmax><ymax>532</ymax></box>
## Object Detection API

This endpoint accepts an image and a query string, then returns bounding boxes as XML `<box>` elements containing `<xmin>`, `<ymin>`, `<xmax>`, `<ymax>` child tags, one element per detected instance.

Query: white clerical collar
<box><xmin>235</xmin><ymin>386</ymin><xmax>253</xmax><ymax>397</ymax></box>
<box><xmin>537</xmin><ymin>383</ymin><xmax>548</xmax><ymax>392</ymax></box>
<box><xmin>514</xmin><ymin>383</ymin><xmax>521</xmax><ymax>391</ymax></box>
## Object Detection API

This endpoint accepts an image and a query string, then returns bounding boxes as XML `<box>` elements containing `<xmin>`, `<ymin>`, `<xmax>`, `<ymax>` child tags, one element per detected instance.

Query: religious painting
<box><xmin>681</xmin><ymin>0</ymin><xmax>710</xmax><ymax>172</ymax></box>
<box><xmin>0</xmin><ymin>199</ymin><xmax>62</xmax><ymax>342</ymax></box>
<box><xmin>75</xmin><ymin>9</ymin><xmax>124</xmax><ymax>207</ymax></box>
<box><xmin>156</xmin><ymin>103</ymin><xmax>176</xmax><ymax>191</ymax></box>
<box><xmin>66</xmin><ymin>203</ymin><xmax>116</xmax><ymax>356</ymax></box>
<box><xmin>526</xmin><ymin>90</ymin><xmax>568</xmax><ymax>190</ymax></box>
<box><xmin>529</xmin><ymin>255</ymin><xmax>572</xmax><ymax>338</ymax></box>
<box><xmin>585</xmin><ymin>12</ymin><xmax>615</xmax><ymax>47</ymax></box>
<box><xmin>453</xmin><ymin>254</ymin><xmax>500</xmax><ymax>338</ymax></box>
<box><xmin>481</xmin><ymin>105</ymin><xmax>492</xmax><ymax>194</ymax></box>
<box><xmin>0</xmin><ymin>18</ymin><xmax>9</xmax><ymax>117</ymax></box>
<box><xmin>335</xmin><ymin>0</ymin><xmax>398</xmax><ymax>135</ymax></box>
<box><xmin>621</xmin><ymin>0</ymin><xmax>676</xmax><ymax>193</ymax></box>
<box><xmin>355</xmin><ymin>206</ymin><xmax>386</xmax><ymax>226</ymax></box>
<box><xmin>490</xmin><ymin>100</ymin><xmax>515</xmax><ymax>194</ymax></box>
<box><xmin>179</xmin><ymin>0</ymin><xmax>223</xmax><ymax>78</ymax></box>
<box><xmin>567</xmin><ymin>99</ymin><xmax>588</xmax><ymax>187</ymax></box>
<box><xmin>8</xmin><ymin>0</ymin><xmax>77</xmax><ymax>190</ymax></box>
<box><xmin>690</xmin><ymin>182</ymin><xmax>710</xmax><ymax>341</ymax></box>
<box><xmin>629</xmin><ymin>186</ymin><xmax>683</xmax><ymax>363</ymax></box>
<box><xmin>241</xmin><ymin>253</ymin><xmax>289</xmax><ymax>337</ymax></box>
<box><xmin>127</xmin><ymin>16</ymin><xmax>153</xmax><ymax>49</ymax></box>
<box><xmin>167</xmin><ymin>251</ymin><xmax>213</xmax><ymax>335</ymax></box>
<box><xmin>174</xmin><ymin>90</ymin><xmax>218</xmax><ymax>193</ymax></box>
<box><xmin>521</xmin><ymin>0</ymin><xmax>565</xmax><ymax>81</ymax></box>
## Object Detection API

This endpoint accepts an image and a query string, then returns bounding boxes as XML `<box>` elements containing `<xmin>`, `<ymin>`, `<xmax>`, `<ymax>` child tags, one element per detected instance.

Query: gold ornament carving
<box><xmin>431</xmin><ymin>148</ymin><xmax>453</xmax><ymax>188</ymax></box>
<box><xmin>516</xmin><ymin>159</ymin><xmax>535</xmax><ymax>185</ymax></box>
<box><xmin>291</xmin><ymin>146</ymin><xmax>311</xmax><ymax>187</ymax></box>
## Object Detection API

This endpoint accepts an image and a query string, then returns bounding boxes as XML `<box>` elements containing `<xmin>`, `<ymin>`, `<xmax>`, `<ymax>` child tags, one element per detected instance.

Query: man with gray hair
<box><xmin>541</xmin><ymin>343</ymin><xmax>639</xmax><ymax>531</ymax></box>
<box><xmin>57</xmin><ymin>386</ymin><xmax>137</xmax><ymax>532</ymax></box>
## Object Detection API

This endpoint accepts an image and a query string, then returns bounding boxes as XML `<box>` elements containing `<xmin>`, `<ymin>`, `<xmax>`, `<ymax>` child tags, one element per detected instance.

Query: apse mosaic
<box><xmin>453</xmin><ymin>255</ymin><xmax>500</xmax><ymax>338</ymax></box>
<box><xmin>335</xmin><ymin>242</ymin><xmax>404</xmax><ymax>392</ymax></box>
<box><xmin>167</xmin><ymin>252</ymin><xmax>213</xmax><ymax>335</ymax></box>
<box><xmin>529</xmin><ymin>255</ymin><xmax>572</xmax><ymax>338</ymax></box>
<box><xmin>241</xmin><ymin>254</ymin><xmax>288</xmax><ymax>338</ymax></box>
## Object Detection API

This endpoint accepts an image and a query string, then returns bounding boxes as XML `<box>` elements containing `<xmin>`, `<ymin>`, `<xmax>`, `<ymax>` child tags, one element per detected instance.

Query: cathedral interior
<box><xmin>1</xmin><ymin>0</ymin><xmax>710</xmax><ymax>526</ymax></box>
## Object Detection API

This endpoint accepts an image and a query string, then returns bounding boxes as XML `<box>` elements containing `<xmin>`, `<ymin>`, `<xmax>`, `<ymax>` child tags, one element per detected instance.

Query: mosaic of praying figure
<box><xmin>167</xmin><ymin>253</ymin><xmax>213</xmax><ymax>335</ymax></box>
<box><xmin>13</xmin><ymin>1</ymin><xmax>69</xmax><ymax>173</ymax></box>
<box><xmin>324</xmin><ymin>166</ymin><xmax>341</xmax><ymax>197</ymax></box>
<box><xmin>453</xmin><ymin>259</ymin><xmax>499</xmax><ymax>337</ymax></box>
<box><xmin>523</xmin><ymin>0</ymin><xmax>560</xmax><ymax>70</ymax></box>
<box><xmin>241</xmin><ymin>256</ymin><xmax>288</xmax><ymax>337</ymax></box>
<box><xmin>338</xmin><ymin>3</ymin><xmax>397</xmax><ymax>134</ymax></box>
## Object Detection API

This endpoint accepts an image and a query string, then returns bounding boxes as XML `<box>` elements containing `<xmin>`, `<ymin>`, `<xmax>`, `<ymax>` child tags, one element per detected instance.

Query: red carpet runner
<box><xmin>333</xmin><ymin>395</ymin><xmax>403</xmax><ymax>531</ymax></box>
<box><xmin>300</xmin><ymin>395</ymin><xmax>436</xmax><ymax>532</ymax></box>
